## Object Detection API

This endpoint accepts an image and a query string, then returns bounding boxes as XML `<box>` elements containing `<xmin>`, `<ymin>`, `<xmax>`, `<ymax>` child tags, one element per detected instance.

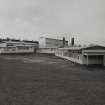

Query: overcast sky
<box><xmin>0</xmin><ymin>0</ymin><xmax>105</xmax><ymax>45</ymax></box>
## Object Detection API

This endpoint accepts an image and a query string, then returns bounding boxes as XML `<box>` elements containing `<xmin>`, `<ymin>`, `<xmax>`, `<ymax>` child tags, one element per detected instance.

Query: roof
<box><xmin>23</xmin><ymin>40</ymin><xmax>39</xmax><ymax>44</ymax></box>
<box><xmin>82</xmin><ymin>45</ymin><xmax>105</xmax><ymax>50</ymax></box>
<box><xmin>2</xmin><ymin>40</ymin><xmax>38</xmax><ymax>44</ymax></box>
<box><xmin>59</xmin><ymin>47</ymin><xmax>83</xmax><ymax>50</ymax></box>
<box><xmin>39</xmin><ymin>47</ymin><xmax>58</xmax><ymax>49</ymax></box>
<box><xmin>58</xmin><ymin>45</ymin><xmax>105</xmax><ymax>50</ymax></box>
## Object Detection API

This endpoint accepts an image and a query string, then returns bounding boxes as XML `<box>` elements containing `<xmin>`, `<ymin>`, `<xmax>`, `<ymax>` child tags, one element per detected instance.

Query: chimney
<box><xmin>71</xmin><ymin>37</ymin><xmax>74</xmax><ymax>47</ymax></box>
<box><xmin>62</xmin><ymin>37</ymin><xmax>66</xmax><ymax>47</ymax></box>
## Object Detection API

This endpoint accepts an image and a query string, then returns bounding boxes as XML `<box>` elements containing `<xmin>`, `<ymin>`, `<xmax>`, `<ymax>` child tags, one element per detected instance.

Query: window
<box><xmin>17</xmin><ymin>46</ymin><xmax>30</xmax><ymax>50</ymax></box>
<box><xmin>4</xmin><ymin>48</ymin><xmax>9</xmax><ymax>51</ymax></box>
<box><xmin>12</xmin><ymin>48</ymin><xmax>16</xmax><ymax>51</ymax></box>
<box><xmin>78</xmin><ymin>55</ymin><xmax>80</xmax><ymax>59</ymax></box>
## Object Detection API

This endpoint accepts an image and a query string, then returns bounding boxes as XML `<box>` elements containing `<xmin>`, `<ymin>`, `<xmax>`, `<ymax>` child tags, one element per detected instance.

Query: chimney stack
<box><xmin>62</xmin><ymin>37</ymin><xmax>66</xmax><ymax>47</ymax></box>
<box><xmin>71</xmin><ymin>37</ymin><xmax>74</xmax><ymax>47</ymax></box>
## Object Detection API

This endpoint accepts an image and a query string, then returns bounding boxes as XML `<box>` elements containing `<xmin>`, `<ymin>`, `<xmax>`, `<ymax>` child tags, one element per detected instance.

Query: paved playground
<box><xmin>0</xmin><ymin>54</ymin><xmax>105</xmax><ymax>105</ymax></box>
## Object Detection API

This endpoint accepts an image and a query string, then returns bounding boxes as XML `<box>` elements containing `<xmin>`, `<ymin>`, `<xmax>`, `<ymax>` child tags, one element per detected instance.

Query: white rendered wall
<box><xmin>39</xmin><ymin>38</ymin><xmax>46</xmax><ymax>48</ymax></box>
<box><xmin>46</xmin><ymin>38</ymin><xmax>63</xmax><ymax>48</ymax></box>
<box><xmin>0</xmin><ymin>47</ymin><xmax>34</xmax><ymax>54</ymax></box>
<box><xmin>39</xmin><ymin>37</ymin><xmax>68</xmax><ymax>48</ymax></box>
<box><xmin>82</xmin><ymin>50</ymin><xmax>105</xmax><ymax>65</ymax></box>
<box><xmin>56</xmin><ymin>54</ymin><xmax>83</xmax><ymax>64</ymax></box>
<box><xmin>55</xmin><ymin>50</ymin><xmax>83</xmax><ymax>64</ymax></box>
<box><xmin>55</xmin><ymin>49</ymin><xmax>105</xmax><ymax>65</ymax></box>
<box><xmin>37</xmin><ymin>48</ymin><xmax>55</xmax><ymax>54</ymax></box>
<box><xmin>83</xmin><ymin>55</ymin><xmax>104</xmax><ymax>65</ymax></box>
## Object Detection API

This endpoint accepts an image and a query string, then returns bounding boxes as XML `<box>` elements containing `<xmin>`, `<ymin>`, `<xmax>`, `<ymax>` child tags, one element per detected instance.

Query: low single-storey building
<box><xmin>55</xmin><ymin>45</ymin><xmax>105</xmax><ymax>66</ymax></box>
<box><xmin>37</xmin><ymin>47</ymin><xmax>57</xmax><ymax>55</ymax></box>
<box><xmin>0</xmin><ymin>40</ymin><xmax>39</xmax><ymax>54</ymax></box>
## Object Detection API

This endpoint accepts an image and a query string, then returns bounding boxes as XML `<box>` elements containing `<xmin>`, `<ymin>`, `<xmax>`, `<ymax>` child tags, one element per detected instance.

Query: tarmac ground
<box><xmin>0</xmin><ymin>54</ymin><xmax>105</xmax><ymax>105</ymax></box>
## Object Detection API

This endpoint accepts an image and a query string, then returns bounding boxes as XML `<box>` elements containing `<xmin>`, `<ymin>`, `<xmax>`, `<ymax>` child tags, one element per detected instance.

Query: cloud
<box><xmin>0</xmin><ymin>0</ymin><xmax>104</xmax><ymax>45</ymax></box>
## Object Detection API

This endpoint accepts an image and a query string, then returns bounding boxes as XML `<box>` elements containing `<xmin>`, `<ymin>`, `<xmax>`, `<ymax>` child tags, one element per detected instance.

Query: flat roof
<box><xmin>58</xmin><ymin>45</ymin><xmax>105</xmax><ymax>50</ymax></box>
<box><xmin>2</xmin><ymin>41</ymin><xmax>38</xmax><ymax>44</ymax></box>
<box><xmin>59</xmin><ymin>47</ymin><xmax>83</xmax><ymax>50</ymax></box>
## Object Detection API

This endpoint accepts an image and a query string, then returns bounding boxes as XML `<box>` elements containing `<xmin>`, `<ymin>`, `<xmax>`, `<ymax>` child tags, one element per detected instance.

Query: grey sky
<box><xmin>0</xmin><ymin>0</ymin><xmax>105</xmax><ymax>45</ymax></box>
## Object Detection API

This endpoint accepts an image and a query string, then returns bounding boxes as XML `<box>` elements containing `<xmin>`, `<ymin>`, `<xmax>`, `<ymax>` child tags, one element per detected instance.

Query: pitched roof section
<box><xmin>82</xmin><ymin>45</ymin><xmax>105</xmax><ymax>50</ymax></box>
<box><xmin>59</xmin><ymin>45</ymin><xmax>105</xmax><ymax>50</ymax></box>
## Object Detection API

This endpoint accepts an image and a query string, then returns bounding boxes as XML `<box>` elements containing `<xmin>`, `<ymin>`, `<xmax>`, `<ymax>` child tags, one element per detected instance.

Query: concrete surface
<box><xmin>0</xmin><ymin>54</ymin><xmax>105</xmax><ymax>105</ymax></box>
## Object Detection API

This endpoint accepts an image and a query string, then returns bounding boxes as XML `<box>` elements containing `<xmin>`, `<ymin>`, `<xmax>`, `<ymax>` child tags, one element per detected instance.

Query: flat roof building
<box><xmin>55</xmin><ymin>45</ymin><xmax>105</xmax><ymax>66</ymax></box>
<box><xmin>38</xmin><ymin>37</ymin><xmax>68</xmax><ymax>54</ymax></box>
<box><xmin>39</xmin><ymin>37</ymin><xmax>68</xmax><ymax>48</ymax></box>
<box><xmin>0</xmin><ymin>40</ymin><xmax>39</xmax><ymax>54</ymax></box>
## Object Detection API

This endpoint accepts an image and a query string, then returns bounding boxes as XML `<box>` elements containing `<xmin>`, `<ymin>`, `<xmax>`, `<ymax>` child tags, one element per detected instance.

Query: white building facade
<box><xmin>55</xmin><ymin>45</ymin><xmax>105</xmax><ymax>66</ymax></box>
<box><xmin>0</xmin><ymin>40</ymin><xmax>39</xmax><ymax>54</ymax></box>
<box><xmin>38</xmin><ymin>37</ymin><xmax>68</xmax><ymax>54</ymax></box>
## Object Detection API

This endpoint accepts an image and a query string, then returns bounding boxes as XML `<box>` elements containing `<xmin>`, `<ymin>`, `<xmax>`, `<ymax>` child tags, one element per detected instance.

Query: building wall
<box><xmin>83</xmin><ymin>55</ymin><xmax>104</xmax><ymax>65</ymax></box>
<box><xmin>0</xmin><ymin>47</ymin><xmax>34</xmax><ymax>54</ymax></box>
<box><xmin>39</xmin><ymin>38</ymin><xmax>46</xmax><ymax>48</ymax></box>
<box><xmin>55</xmin><ymin>48</ymin><xmax>105</xmax><ymax>65</ymax></box>
<box><xmin>55</xmin><ymin>49</ymin><xmax>83</xmax><ymax>64</ymax></box>
<box><xmin>82</xmin><ymin>50</ymin><xmax>105</xmax><ymax>65</ymax></box>
<box><xmin>46</xmin><ymin>38</ymin><xmax>62</xmax><ymax>48</ymax></box>
<box><xmin>37</xmin><ymin>48</ymin><xmax>56</xmax><ymax>54</ymax></box>
<box><xmin>39</xmin><ymin>37</ymin><xmax>68</xmax><ymax>48</ymax></box>
<box><xmin>0</xmin><ymin>41</ymin><xmax>38</xmax><ymax>54</ymax></box>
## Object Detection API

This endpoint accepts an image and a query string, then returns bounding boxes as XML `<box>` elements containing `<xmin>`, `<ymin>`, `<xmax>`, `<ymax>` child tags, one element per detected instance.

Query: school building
<box><xmin>55</xmin><ymin>45</ymin><xmax>105</xmax><ymax>66</ymax></box>
<box><xmin>0</xmin><ymin>40</ymin><xmax>39</xmax><ymax>54</ymax></box>
<box><xmin>38</xmin><ymin>37</ymin><xmax>68</xmax><ymax>54</ymax></box>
